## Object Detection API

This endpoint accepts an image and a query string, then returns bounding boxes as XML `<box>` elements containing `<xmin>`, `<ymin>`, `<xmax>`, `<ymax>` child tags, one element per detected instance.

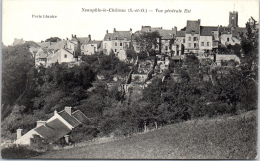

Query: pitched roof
<box><xmin>158</xmin><ymin>30</ymin><xmax>175</xmax><ymax>39</ymax></box>
<box><xmin>37</xmin><ymin>42</ymin><xmax>57</xmax><ymax>48</ymax></box>
<box><xmin>176</xmin><ymin>31</ymin><xmax>185</xmax><ymax>37</ymax></box>
<box><xmin>84</xmin><ymin>41</ymin><xmax>102</xmax><ymax>48</ymax></box>
<box><xmin>37</xmin><ymin>48</ymin><xmax>50</xmax><ymax>59</ymax></box>
<box><xmin>200</xmin><ymin>26</ymin><xmax>218</xmax><ymax>36</ymax></box>
<box><xmin>103</xmin><ymin>33</ymin><xmax>113</xmax><ymax>41</ymax></box>
<box><xmin>58</xmin><ymin>110</ymin><xmax>81</xmax><ymax>128</ymax></box>
<box><xmin>71</xmin><ymin>37</ymin><xmax>90</xmax><ymax>44</ymax></box>
<box><xmin>72</xmin><ymin>110</ymin><xmax>90</xmax><ymax>124</ymax></box>
<box><xmin>48</xmin><ymin>40</ymin><xmax>67</xmax><ymax>50</ymax></box>
<box><xmin>219</xmin><ymin>26</ymin><xmax>232</xmax><ymax>34</ymax></box>
<box><xmin>111</xmin><ymin>31</ymin><xmax>132</xmax><ymax>40</ymax></box>
<box><xmin>186</xmin><ymin>20</ymin><xmax>200</xmax><ymax>34</ymax></box>
<box><xmin>34</xmin><ymin>118</ymin><xmax>71</xmax><ymax>143</ymax></box>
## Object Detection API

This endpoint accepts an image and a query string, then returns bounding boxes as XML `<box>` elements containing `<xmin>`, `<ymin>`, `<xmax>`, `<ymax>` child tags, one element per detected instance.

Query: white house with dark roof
<box><xmin>15</xmin><ymin>106</ymin><xmax>90</xmax><ymax>145</ymax></box>
<box><xmin>81</xmin><ymin>40</ymin><xmax>102</xmax><ymax>55</ymax></box>
<box><xmin>102</xmin><ymin>28</ymin><xmax>132</xmax><ymax>60</ymax></box>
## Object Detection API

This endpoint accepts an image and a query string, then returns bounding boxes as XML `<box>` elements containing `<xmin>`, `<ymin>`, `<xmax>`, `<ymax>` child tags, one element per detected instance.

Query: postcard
<box><xmin>1</xmin><ymin>0</ymin><xmax>259</xmax><ymax>159</ymax></box>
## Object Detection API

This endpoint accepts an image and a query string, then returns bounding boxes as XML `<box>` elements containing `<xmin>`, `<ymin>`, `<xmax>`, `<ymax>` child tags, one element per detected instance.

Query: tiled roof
<box><xmin>37</xmin><ymin>42</ymin><xmax>57</xmax><ymax>48</ymax></box>
<box><xmin>103</xmin><ymin>33</ymin><xmax>113</xmax><ymax>41</ymax></box>
<box><xmin>200</xmin><ymin>26</ymin><xmax>218</xmax><ymax>36</ymax></box>
<box><xmin>219</xmin><ymin>27</ymin><xmax>232</xmax><ymax>34</ymax></box>
<box><xmin>48</xmin><ymin>40</ymin><xmax>67</xmax><ymax>50</ymax></box>
<box><xmin>186</xmin><ymin>20</ymin><xmax>200</xmax><ymax>34</ymax></box>
<box><xmin>111</xmin><ymin>31</ymin><xmax>132</xmax><ymax>40</ymax></box>
<box><xmin>37</xmin><ymin>48</ymin><xmax>50</xmax><ymax>59</ymax></box>
<box><xmin>71</xmin><ymin>37</ymin><xmax>90</xmax><ymax>44</ymax></box>
<box><xmin>158</xmin><ymin>30</ymin><xmax>175</xmax><ymax>39</ymax></box>
<box><xmin>176</xmin><ymin>31</ymin><xmax>185</xmax><ymax>37</ymax></box>
<box><xmin>34</xmin><ymin>118</ymin><xmax>71</xmax><ymax>143</ymax></box>
<box><xmin>72</xmin><ymin>110</ymin><xmax>90</xmax><ymax>124</ymax></box>
<box><xmin>85</xmin><ymin>41</ymin><xmax>102</xmax><ymax>48</ymax></box>
<box><xmin>58</xmin><ymin>110</ymin><xmax>81</xmax><ymax>128</ymax></box>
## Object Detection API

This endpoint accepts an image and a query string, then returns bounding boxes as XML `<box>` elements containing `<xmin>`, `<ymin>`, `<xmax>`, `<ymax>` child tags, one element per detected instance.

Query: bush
<box><xmin>30</xmin><ymin>134</ymin><xmax>50</xmax><ymax>151</ymax></box>
<box><xmin>1</xmin><ymin>145</ymin><xmax>43</xmax><ymax>159</ymax></box>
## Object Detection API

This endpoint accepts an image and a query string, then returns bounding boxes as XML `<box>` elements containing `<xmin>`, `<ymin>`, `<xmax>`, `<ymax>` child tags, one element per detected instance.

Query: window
<box><xmin>176</xmin><ymin>45</ymin><xmax>179</xmax><ymax>49</ymax></box>
<box><xmin>104</xmin><ymin>43</ymin><xmax>107</xmax><ymax>49</ymax></box>
<box><xmin>188</xmin><ymin>43</ymin><xmax>191</xmax><ymax>47</ymax></box>
<box><xmin>120</xmin><ymin>43</ymin><xmax>122</xmax><ymax>46</ymax></box>
<box><xmin>82</xmin><ymin>45</ymin><xmax>84</xmax><ymax>49</ymax></box>
<box><xmin>115</xmin><ymin>42</ymin><xmax>117</xmax><ymax>46</ymax></box>
<box><xmin>165</xmin><ymin>46</ymin><xmax>168</xmax><ymax>50</ymax></box>
<box><xmin>194</xmin><ymin>43</ymin><xmax>197</xmax><ymax>48</ymax></box>
<box><xmin>188</xmin><ymin>37</ymin><xmax>191</xmax><ymax>41</ymax></box>
<box><xmin>201</xmin><ymin>42</ymin><xmax>204</xmax><ymax>46</ymax></box>
<box><xmin>64</xmin><ymin>54</ymin><xmax>67</xmax><ymax>58</ymax></box>
<box><xmin>193</xmin><ymin>37</ymin><xmax>197</xmax><ymax>41</ymax></box>
<box><xmin>207</xmin><ymin>42</ymin><xmax>209</xmax><ymax>46</ymax></box>
<box><xmin>115</xmin><ymin>49</ymin><xmax>117</xmax><ymax>52</ymax></box>
<box><xmin>116</xmin><ymin>37</ymin><xmax>118</xmax><ymax>40</ymax></box>
<box><xmin>183</xmin><ymin>39</ymin><xmax>185</xmax><ymax>43</ymax></box>
<box><xmin>227</xmin><ymin>38</ymin><xmax>229</xmax><ymax>42</ymax></box>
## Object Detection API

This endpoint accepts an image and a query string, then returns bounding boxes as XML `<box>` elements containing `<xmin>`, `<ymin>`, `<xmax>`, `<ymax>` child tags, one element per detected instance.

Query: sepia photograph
<box><xmin>1</xmin><ymin>0</ymin><xmax>259</xmax><ymax>159</ymax></box>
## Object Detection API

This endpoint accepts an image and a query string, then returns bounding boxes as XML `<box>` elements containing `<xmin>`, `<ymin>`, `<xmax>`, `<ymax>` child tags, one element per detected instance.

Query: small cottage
<box><xmin>15</xmin><ymin>106</ymin><xmax>90</xmax><ymax>145</ymax></box>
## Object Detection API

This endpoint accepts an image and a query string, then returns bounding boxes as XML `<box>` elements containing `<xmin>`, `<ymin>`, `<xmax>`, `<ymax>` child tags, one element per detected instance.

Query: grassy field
<box><xmin>36</xmin><ymin>110</ymin><xmax>257</xmax><ymax>159</ymax></box>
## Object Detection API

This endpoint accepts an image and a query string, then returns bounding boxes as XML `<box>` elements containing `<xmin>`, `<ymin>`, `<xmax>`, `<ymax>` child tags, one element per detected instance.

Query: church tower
<box><xmin>228</xmin><ymin>11</ymin><xmax>238</xmax><ymax>28</ymax></box>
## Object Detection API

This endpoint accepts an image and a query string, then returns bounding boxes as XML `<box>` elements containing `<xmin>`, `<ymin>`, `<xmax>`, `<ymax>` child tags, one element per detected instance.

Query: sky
<box><xmin>2</xmin><ymin>0</ymin><xmax>259</xmax><ymax>45</ymax></box>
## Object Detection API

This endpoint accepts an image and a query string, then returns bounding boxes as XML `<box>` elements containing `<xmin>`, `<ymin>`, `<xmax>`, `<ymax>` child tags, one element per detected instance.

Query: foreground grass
<box><xmin>36</xmin><ymin>110</ymin><xmax>257</xmax><ymax>159</ymax></box>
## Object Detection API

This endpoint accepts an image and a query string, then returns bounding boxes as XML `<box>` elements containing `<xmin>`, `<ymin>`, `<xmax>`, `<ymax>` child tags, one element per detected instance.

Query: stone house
<box><xmin>15</xmin><ymin>106</ymin><xmax>90</xmax><ymax>145</ymax></box>
<box><xmin>184</xmin><ymin>19</ymin><xmax>201</xmax><ymax>54</ymax></box>
<box><xmin>102</xmin><ymin>28</ymin><xmax>132</xmax><ymax>61</ymax></box>
<box><xmin>81</xmin><ymin>40</ymin><xmax>102</xmax><ymax>55</ymax></box>
<box><xmin>46</xmin><ymin>48</ymin><xmax>75</xmax><ymax>67</ymax></box>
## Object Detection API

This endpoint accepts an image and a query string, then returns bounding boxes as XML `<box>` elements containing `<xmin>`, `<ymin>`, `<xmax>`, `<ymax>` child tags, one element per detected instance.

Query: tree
<box><xmin>240</xmin><ymin>17</ymin><xmax>258</xmax><ymax>75</ymax></box>
<box><xmin>134</xmin><ymin>31</ymin><xmax>160</xmax><ymax>57</ymax></box>
<box><xmin>2</xmin><ymin>45</ymin><xmax>35</xmax><ymax>108</ymax></box>
<box><xmin>45</xmin><ymin>37</ymin><xmax>61</xmax><ymax>42</ymax></box>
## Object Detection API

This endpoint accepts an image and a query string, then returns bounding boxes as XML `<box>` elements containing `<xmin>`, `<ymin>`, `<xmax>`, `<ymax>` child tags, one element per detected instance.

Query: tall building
<box><xmin>228</xmin><ymin>11</ymin><xmax>238</xmax><ymax>28</ymax></box>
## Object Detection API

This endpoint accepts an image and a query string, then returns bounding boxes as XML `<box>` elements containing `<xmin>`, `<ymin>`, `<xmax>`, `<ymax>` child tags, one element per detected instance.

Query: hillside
<box><xmin>36</xmin><ymin>110</ymin><xmax>257</xmax><ymax>159</ymax></box>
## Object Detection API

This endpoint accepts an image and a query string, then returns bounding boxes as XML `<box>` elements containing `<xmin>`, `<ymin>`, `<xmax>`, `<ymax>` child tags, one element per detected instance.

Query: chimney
<box><xmin>174</xmin><ymin>26</ymin><xmax>177</xmax><ymax>35</ymax></box>
<box><xmin>71</xmin><ymin>34</ymin><xmax>74</xmax><ymax>38</ymax></box>
<box><xmin>88</xmin><ymin>34</ymin><xmax>91</xmax><ymax>41</ymax></box>
<box><xmin>75</xmin><ymin>35</ymin><xmax>77</xmax><ymax>38</ymax></box>
<box><xmin>106</xmin><ymin>30</ymin><xmax>108</xmax><ymax>34</ymax></box>
<box><xmin>54</xmin><ymin>110</ymin><xmax>58</xmax><ymax>115</ymax></box>
<box><xmin>198</xmin><ymin>19</ymin><xmax>201</xmax><ymax>25</ymax></box>
<box><xmin>64</xmin><ymin>106</ymin><xmax>72</xmax><ymax>115</ymax></box>
<box><xmin>17</xmin><ymin>129</ymin><xmax>22</xmax><ymax>140</ymax></box>
<box><xmin>64</xmin><ymin>135</ymin><xmax>69</xmax><ymax>144</ymax></box>
<box><xmin>130</xmin><ymin>28</ymin><xmax>132</xmax><ymax>32</ymax></box>
<box><xmin>36</xmin><ymin>121</ymin><xmax>46</xmax><ymax>127</ymax></box>
<box><xmin>114</xmin><ymin>28</ymin><xmax>116</xmax><ymax>32</ymax></box>
<box><xmin>66</xmin><ymin>37</ymin><xmax>68</xmax><ymax>40</ymax></box>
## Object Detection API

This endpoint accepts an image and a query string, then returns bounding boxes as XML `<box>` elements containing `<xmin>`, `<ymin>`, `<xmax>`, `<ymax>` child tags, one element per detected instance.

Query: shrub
<box><xmin>30</xmin><ymin>134</ymin><xmax>50</xmax><ymax>151</ymax></box>
<box><xmin>1</xmin><ymin>145</ymin><xmax>43</xmax><ymax>159</ymax></box>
